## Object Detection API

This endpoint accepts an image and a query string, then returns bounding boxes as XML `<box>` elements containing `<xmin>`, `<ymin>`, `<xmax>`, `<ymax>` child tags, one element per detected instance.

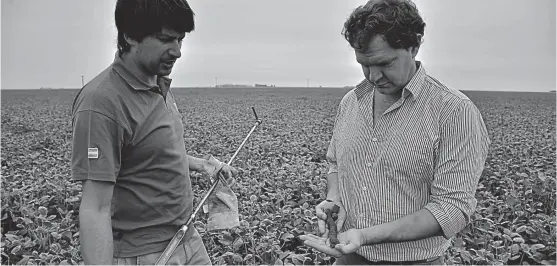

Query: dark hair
<box><xmin>342</xmin><ymin>0</ymin><xmax>425</xmax><ymax>51</ymax></box>
<box><xmin>115</xmin><ymin>0</ymin><xmax>195</xmax><ymax>56</ymax></box>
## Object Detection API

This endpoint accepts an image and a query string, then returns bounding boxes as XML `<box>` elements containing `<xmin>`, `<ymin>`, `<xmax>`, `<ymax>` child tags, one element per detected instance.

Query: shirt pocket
<box><xmin>382</xmin><ymin>131</ymin><xmax>438</xmax><ymax>181</ymax></box>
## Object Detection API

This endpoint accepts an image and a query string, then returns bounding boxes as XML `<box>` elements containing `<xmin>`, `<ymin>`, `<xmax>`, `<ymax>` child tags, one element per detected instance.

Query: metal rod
<box><xmin>252</xmin><ymin>106</ymin><xmax>259</xmax><ymax>122</ymax></box>
<box><xmin>227</xmin><ymin>121</ymin><xmax>260</xmax><ymax>166</ymax></box>
<box><xmin>155</xmin><ymin>108</ymin><xmax>262</xmax><ymax>265</ymax></box>
<box><xmin>190</xmin><ymin>116</ymin><xmax>261</xmax><ymax>223</ymax></box>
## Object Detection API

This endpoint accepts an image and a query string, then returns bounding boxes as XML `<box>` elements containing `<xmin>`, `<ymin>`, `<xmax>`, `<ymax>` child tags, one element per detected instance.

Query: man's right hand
<box><xmin>315</xmin><ymin>199</ymin><xmax>346</xmax><ymax>238</ymax></box>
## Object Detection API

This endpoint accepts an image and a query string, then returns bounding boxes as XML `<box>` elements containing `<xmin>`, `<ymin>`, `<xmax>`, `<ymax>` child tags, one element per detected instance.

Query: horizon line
<box><xmin>1</xmin><ymin>87</ymin><xmax>555</xmax><ymax>93</ymax></box>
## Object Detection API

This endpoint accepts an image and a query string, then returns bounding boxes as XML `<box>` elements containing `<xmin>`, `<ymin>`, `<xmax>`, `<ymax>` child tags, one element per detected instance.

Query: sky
<box><xmin>1</xmin><ymin>0</ymin><xmax>556</xmax><ymax>91</ymax></box>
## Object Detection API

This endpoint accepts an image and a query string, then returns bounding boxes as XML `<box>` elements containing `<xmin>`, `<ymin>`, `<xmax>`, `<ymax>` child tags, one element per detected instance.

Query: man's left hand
<box><xmin>216</xmin><ymin>164</ymin><xmax>238</xmax><ymax>185</ymax></box>
<box><xmin>201</xmin><ymin>155</ymin><xmax>239</xmax><ymax>185</ymax></box>
<box><xmin>299</xmin><ymin>229</ymin><xmax>365</xmax><ymax>257</ymax></box>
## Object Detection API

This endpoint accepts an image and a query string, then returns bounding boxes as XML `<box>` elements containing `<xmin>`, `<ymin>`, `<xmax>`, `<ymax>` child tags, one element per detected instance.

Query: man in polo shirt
<box><xmin>300</xmin><ymin>0</ymin><xmax>491</xmax><ymax>264</ymax></box>
<box><xmin>70</xmin><ymin>0</ymin><xmax>237</xmax><ymax>264</ymax></box>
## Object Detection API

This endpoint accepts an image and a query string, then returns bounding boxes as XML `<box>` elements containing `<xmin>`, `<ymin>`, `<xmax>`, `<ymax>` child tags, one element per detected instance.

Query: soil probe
<box><xmin>155</xmin><ymin>107</ymin><xmax>262</xmax><ymax>265</ymax></box>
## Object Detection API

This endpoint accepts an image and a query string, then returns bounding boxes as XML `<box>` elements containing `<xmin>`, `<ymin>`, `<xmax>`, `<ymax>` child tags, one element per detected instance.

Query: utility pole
<box><xmin>215</xmin><ymin>77</ymin><xmax>218</xmax><ymax>88</ymax></box>
<box><xmin>81</xmin><ymin>75</ymin><xmax>84</xmax><ymax>87</ymax></box>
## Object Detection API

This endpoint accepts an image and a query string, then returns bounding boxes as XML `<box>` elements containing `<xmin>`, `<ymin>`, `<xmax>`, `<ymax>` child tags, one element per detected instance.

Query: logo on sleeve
<box><xmin>88</xmin><ymin>148</ymin><xmax>99</xmax><ymax>159</ymax></box>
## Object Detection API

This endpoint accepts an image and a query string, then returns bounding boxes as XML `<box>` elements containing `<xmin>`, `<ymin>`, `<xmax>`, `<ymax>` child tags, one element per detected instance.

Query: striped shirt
<box><xmin>326</xmin><ymin>62</ymin><xmax>491</xmax><ymax>262</ymax></box>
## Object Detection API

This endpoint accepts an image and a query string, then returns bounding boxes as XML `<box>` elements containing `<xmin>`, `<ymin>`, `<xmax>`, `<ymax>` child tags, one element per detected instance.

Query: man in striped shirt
<box><xmin>300</xmin><ymin>0</ymin><xmax>491</xmax><ymax>264</ymax></box>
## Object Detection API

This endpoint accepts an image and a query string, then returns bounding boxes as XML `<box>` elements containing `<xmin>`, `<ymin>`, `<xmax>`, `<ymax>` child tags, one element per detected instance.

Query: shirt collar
<box><xmin>111</xmin><ymin>52</ymin><xmax>172</xmax><ymax>93</ymax></box>
<box><xmin>354</xmin><ymin>61</ymin><xmax>427</xmax><ymax>102</ymax></box>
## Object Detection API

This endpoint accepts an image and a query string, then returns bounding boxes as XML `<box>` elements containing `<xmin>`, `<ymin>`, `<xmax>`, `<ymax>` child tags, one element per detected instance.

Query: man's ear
<box><xmin>410</xmin><ymin>46</ymin><xmax>419</xmax><ymax>58</ymax></box>
<box><xmin>417</xmin><ymin>33</ymin><xmax>424</xmax><ymax>45</ymax></box>
<box><xmin>124</xmin><ymin>34</ymin><xmax>138</xmax><ymax>48</ymax></box>
<box><xmin>410</xmin><ymin>34</ymin><xmax>423</xmax><ymax>58</ymax></box>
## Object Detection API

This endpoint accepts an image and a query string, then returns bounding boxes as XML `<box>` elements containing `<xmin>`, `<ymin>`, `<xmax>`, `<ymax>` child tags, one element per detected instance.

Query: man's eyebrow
<box><xmin>379</xmin><ymin>57</ymin><xmax>396</xmax><ymax>64</ymax></box>
<box><xmin>357</xmin><ymin>55</ymin><xmax>396</xmax><ymax>65</ymax></box>
<box><xmin>157</xmin><ymin>33</ymin><xmax>184</xmax><ymax>39</ymax></box>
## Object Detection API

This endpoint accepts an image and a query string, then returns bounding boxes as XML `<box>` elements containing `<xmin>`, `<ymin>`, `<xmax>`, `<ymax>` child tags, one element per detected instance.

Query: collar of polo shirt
<box><xmin>355</xmin><ymin>61</ymin><xmax>426</xmax><ymax>102</ymax></box>
<box><xmin>111</xmin><ymin>52</ymin><xmax>173</xmax><ymax>94</ymax></box>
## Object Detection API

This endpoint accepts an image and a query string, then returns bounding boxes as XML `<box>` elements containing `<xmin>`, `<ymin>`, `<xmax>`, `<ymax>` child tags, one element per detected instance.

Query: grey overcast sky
<box><xmin>1</xmin><ymin>0</ymin><xmax>555</xmax><ymax>91</ymax></box>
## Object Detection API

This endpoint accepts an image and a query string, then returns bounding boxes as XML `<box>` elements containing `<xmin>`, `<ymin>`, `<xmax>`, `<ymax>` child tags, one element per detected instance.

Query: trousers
<box><xmin>112</xmin><ymin>228</ymin><xmax>211</xmax><ymax>265</ymax></box>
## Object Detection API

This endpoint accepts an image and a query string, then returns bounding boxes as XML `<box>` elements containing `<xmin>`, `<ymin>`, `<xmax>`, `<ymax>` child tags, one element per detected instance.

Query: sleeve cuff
<box><xmin>327</xmin><ymin>163</ymin><xmax>338</xmax><ymax>175</ymax></box>
<box><xmin>424</xmin><ymin>202</ymin><xmax>467</xmax><ymax>239</ymax></box>
<box><xmin>71</xmin><ymin>170</ymin><xmax>117</xmax><ymax>183</ymax></box>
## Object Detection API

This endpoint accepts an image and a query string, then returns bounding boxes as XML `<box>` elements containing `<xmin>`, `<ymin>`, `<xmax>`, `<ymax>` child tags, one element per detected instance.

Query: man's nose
<box><xmin>367</xmin><ymin>67</ymin><xmax>382</xmax><ymax>85</ymax></box>
<box><xmin>169</xmin><ymin>41</ymin><xmax>182</xmax><ymax>58</ymax></box>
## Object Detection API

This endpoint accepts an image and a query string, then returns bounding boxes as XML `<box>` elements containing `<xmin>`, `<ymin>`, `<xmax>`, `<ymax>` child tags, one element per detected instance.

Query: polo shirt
<box><xmin>326</xmin><ymin>61</ymin><xmax>491</xmax><ymax>261</ymax></box>
<box><xmin>70</xmin><ymin>52</ymin><xmax>195</xmax><ymax>257</ymax></box>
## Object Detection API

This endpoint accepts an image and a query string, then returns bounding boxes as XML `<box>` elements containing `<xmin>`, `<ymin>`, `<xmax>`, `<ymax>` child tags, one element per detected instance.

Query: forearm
<box><xmin>326</xmin><ymin>172</ymin><xmax>340</xmax><ymax>201</ymax></box>
<box><xmin>187</xmin><ymin>155</ymin><xmax>205</xmax><ymax>172</ymax></box>
<box><xmin>79</xmin><ymin>208</ymin><xmax>113</xmax><ymax>265</ymax></box>
<box><xmin>360</xmin><ymin>208</ymin><xmax>443</xmax><ymax>245</ymax></box>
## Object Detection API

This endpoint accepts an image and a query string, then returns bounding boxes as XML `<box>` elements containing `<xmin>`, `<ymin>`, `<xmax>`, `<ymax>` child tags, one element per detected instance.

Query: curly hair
<box><xmin>342</xmin><ymin>0</ymin><xmax>426</xmax><ymax>51</ymax></box>
<box><xmin>115</xmin><ymin>0</ymin><xmax>195</xmax><ymax>56</ymax></box>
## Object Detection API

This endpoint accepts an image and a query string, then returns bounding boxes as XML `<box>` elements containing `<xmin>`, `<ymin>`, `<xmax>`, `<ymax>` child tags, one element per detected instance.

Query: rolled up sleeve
<box><xmin>326</xmin><ymin>140</ymin><xmax>338</xmax><ymax>175</ymax></box>
<box><xmin>424</xmin><ymin>101</ymin><xmax>491</xmax><ymax>239</ymax></box>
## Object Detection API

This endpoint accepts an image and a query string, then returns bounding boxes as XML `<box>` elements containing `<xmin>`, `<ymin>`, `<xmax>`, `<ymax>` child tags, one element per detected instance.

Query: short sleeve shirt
<box><xmin>70</xmin><ymin>53</ymin><xmax>194</xmax><ymax>257</ymax></box>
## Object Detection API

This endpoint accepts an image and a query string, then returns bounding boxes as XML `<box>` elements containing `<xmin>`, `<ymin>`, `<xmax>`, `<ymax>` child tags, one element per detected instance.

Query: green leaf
<box><xmin>537</xmin><ymin>172</ymin><xmax>547</xmax><ymax>182</ymax></box>
<box><xmin>511</xmin><ymin>244</ymin><xmax>520</xmax><ymax>254</ymax></box>
<box><xmin>280</xmin><ymin>233</ymin><xmax>294</xmax><ymax>241</ymax></box>
<box><xmin>15</xmin><ymin>256</ymin><xmax>29</xmax><ymax>265</ymax></box>
<box><xmin>232</xmin><ymin>237</ymin><xmax>244</xmax><ymax>252</ymax></box>
<box><xmin>453</xmin><ymin>237</ymin><xmax>465</xmax><ymax>248</ymax></box>
<box><xmin>516</xmin><ymin>225</ymin><xmax>530</xmax><ymax>233</ymax></box>
<box><xmin>530</xmin><ymin>244</ymin><xmax>545</xmax><ymax>251</ymax></box>
<box><xmin>279</xmin><ymin>251</ymin><xmax>291</xmax><ymax>260</ymax></box>
<box><xmin>232</xmin><ymin>253</ymin><xmax>243</xmax><ymax>263</ymax></box>
<box><xmin>243</xmin><ymin>254</ymin><xmax>253</xmax><ymax>262</ymax></box>
<box><xmin>460</xmin><ymin>251</ymin><xmax>472</xmax><ymax>263</ymax></box>
<box><xmin>4</xmin><ymin>234</ymin><xmax>18</xmax><ymax>241</ymax></box>
<box><xmin>220</xmin><ymin>232</ymin><xmax>234</xmax><ymax>246</ymax></box>
<box><xmin>10</xmin><ymin>245</ymin><xmax>21</xmax><ymax>255</ymax></box>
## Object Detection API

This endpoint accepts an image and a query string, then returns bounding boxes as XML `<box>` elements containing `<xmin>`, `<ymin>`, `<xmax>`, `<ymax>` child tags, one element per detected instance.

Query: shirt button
<box><xmin>366</xmin><ymin>162</ymin><xmax>373</xmax><ymax>167</ymax></box>
<box><xmin>362</xmin><ymin>186</ymin><xmax>367</xmax><ymax>191</ymax></box>
<box><xmin>372</xmin><ymin>137</ymin><xmax>378</xmax><ymax>142</ymax></box>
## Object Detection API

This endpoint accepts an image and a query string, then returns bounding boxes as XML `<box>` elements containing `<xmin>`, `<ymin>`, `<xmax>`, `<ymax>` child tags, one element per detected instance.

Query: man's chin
<box><xmin>376</xmin><ymin>86</ymin><xmax>402</xmax><ymax>96</ymax></box>
<box><xmin>158</xmin><ymin>69</ymin><xmax>172</xmax><ymax>77</ymax></box>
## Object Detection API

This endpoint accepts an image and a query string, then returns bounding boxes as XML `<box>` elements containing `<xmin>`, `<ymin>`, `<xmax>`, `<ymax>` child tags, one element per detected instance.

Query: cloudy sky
<box><xmin>2</xmin><ymin>0</ymin><xmax>555</xmax><ymax>91</ymax></box>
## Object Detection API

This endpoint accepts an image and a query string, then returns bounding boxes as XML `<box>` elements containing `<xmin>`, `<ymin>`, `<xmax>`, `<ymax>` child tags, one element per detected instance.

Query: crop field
<box><xmin>1</xmin><ymin>87</ymin><xmax>556</xmax><ymax>265</ymax></box>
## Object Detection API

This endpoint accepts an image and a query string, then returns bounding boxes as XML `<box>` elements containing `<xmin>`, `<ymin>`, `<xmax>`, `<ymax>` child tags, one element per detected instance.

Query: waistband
<box><xmin>112</xmin><ymin>224</ymin><xmax>196</xmax><ymax>257</ymax></box>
